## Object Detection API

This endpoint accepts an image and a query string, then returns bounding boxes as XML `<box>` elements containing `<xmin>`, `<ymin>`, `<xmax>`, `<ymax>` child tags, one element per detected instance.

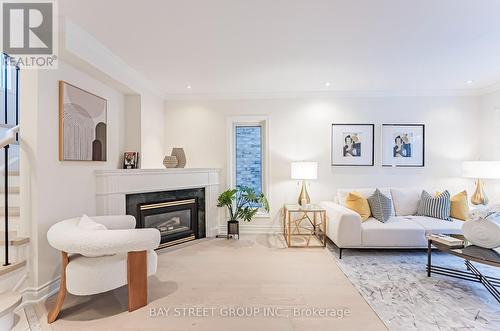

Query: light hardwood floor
<box><xmin>40</xmin><ymin>234</ymin><xmax>387</xmax><ymax>331</ymax></box>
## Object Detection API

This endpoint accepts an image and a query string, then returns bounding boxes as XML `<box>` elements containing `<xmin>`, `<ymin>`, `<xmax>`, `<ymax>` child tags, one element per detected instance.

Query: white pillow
<box><xmin>391</xmin><ymin>188</ymin><xmax>422</xmax><ymax>216</ymax></box>
<box><xmin>79</xmin><ymin>214</ymin><xmax>107</xmax><ymax>231</ymax></box>
<box><xmin>78</xmin><ymin>215</ymin><xmax>109</xmax><ymax>257</ymax></box>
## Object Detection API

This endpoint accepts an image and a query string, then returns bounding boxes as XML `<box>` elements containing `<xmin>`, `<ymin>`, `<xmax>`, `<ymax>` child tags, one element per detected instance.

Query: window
<box><xmin>235</xmin><ymin>125</ymin><xmax>262</xmax><ymax>195</ymax></box>
<box><xmin>228</xmin><ymin>116</ymin><xmax>269</xmax><ymax>216</ymax></box>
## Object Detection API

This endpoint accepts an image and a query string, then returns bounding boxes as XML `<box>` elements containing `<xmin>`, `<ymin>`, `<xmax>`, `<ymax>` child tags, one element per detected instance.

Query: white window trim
<box><xmin>227</xmin><ymin>115</ymin><xmax>270</xmax><ymax>218</ymax></box>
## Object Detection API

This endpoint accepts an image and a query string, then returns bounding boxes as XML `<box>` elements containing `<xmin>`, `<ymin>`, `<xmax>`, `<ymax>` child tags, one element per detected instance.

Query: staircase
<box><xmin>0</xmin><ymin>53</ymin><xmax>25</xmax><ymax>330</ymax></box>
<box><xmin>0</xmin><ymin>171</ymin><xmax>28</xmax><ymax>266</ymax></box>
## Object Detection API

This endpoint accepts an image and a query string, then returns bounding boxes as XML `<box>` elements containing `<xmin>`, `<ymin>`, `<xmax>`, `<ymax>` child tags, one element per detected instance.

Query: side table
<box><xmin>283</xmin><ymin>204</ymin><xmax>327</xmax><ymax>248</ymax></box>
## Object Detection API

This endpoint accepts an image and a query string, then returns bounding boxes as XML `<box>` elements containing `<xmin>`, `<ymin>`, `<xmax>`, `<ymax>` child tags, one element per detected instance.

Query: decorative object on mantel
<box><xmin>124</xmin><ymin>152</ymin><xmax>139</xmax><ymax>169</ymax></box>
<box><xmin>216</xmin><ymin>186</ymin><xmax>269</xmax><ymax>239</ymax></box>
<box><xmin>59</xmin><ymin>81</ymin><xmax>107</xmax><ymax>161</ymax></box>
<box><xmin>171</xmin><ymin>148</ymin><xmax>186</xmax><ymax>168</ymax></box>
<box><xmin>462</xmin><ymin>161</ymin><xmax>500</xmax><ymax>205</ymax></box>
<box><xmin>462</xmin><ymin>206</ymin><xmax>500</xmax><ymax>249</ymax></box>
<box><xmin>163</xmin><ymin>155</ymin><xmax>178</xmax><ymax>168</ymax></box>
<box><xmin>290</xmin><ymin>162</ymin><xmax>318</xmax><ymax>206</ymax></box>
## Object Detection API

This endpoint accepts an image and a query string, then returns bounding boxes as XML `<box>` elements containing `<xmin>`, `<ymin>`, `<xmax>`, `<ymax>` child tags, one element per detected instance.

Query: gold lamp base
<box><xmin>471</xmin><ymin>179</ymin><xmax>488</xmax><ymax>205</ymax></box>
<box><xmin>297</xmin><ymin>180</ymin><xmax>311</xmax><ymax>206</ymax></box>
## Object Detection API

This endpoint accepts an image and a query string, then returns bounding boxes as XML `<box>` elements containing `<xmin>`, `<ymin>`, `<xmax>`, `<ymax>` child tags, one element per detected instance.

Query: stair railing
<box><xmin>2</xmin><ymin>53</ymin><xmax>20</xmax><ymax>266</ymax></box>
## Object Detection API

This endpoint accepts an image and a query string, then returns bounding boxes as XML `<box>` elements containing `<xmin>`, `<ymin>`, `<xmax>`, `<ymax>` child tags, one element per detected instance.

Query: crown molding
<box><xmin>477</xmin><ymin>82</ymin><xmax>500</xmax><ymax>96</ymax></box>
<box><xmin>60</xmin><ymin>17</ymin><xmax>164</xmax><ymax>99</ymax></box>
<box><xmin>164</xmin><ymin>88</ymin><xmax>485</xmax><ymax>101</ymax></box>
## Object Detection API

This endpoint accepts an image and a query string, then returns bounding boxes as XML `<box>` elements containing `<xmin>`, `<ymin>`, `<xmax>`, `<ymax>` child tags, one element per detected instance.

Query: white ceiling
<box><xmin>59</xmin><ymin>0</ymin><xmax>500</xmax><ymax>97</ymax></box>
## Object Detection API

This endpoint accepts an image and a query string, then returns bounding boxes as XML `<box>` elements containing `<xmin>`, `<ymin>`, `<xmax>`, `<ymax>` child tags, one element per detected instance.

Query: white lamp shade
<box><xmin>291</xmin><ymin>162</ymin><xmax>318</xmax><ymax>180</ymax></box>
<box><xmin>462</xmin><ymin>161</ymin><xmax>500</xmax><ymax>179</ymax></box>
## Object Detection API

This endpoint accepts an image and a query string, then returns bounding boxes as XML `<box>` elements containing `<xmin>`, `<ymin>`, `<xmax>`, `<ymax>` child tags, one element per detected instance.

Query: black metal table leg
<box><xmin>427</xmin><ymin>240</ymin><xmax>432</xmax><ymax>277</ymax></box>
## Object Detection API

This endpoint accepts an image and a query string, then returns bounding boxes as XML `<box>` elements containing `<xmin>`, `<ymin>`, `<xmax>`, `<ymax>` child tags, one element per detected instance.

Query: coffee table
<box><xmin>427</xmin><ymin>234</ymin><xmax>500</xmax><ymax>303</ymax></box>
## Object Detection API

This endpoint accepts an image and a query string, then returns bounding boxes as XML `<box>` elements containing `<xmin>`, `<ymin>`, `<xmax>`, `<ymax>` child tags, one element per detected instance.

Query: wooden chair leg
<box><xmin>127</xmin><ymin>251</ymin><xmax>148</xmax><ymax>312</ymax></box>
<box><xmin>47</xmin><ymin>252</ymin><xmax>69</xmax><ymax>324</ymax></box>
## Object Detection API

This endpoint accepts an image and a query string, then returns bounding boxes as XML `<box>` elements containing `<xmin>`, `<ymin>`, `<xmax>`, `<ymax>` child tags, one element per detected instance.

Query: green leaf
<box><xmin>217</xmin><ymin>186</ymin><xmax>269</xmax><ymax>222</ymax></box>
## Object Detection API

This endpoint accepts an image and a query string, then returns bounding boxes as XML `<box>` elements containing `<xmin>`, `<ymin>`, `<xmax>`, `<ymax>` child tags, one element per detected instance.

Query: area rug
<box><xmin>330</xmin><ymin>247</ymin><xmax>500</xmax><ymax>331</ymax></box>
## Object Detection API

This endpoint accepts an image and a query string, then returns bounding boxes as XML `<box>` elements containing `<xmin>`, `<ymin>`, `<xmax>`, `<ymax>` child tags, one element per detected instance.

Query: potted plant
<box><xmin>217</xmin><ymin>186</ymin><xmax>269</xmax><ymax>239</ymax></box>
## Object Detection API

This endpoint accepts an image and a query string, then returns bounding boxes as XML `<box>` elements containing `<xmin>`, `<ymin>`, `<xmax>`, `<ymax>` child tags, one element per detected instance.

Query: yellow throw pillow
<box><xmin>345</xmin><ymin>192</ymin><xmax>371</xmax><ymax>221</ymax></box>
<box><xmin>451</xmin><ymin>191</ymin><xmax>469</xmax><ymax>221</ymax></box>
<box><xmin>435</xmin><ymin>190</ymin><xmax>469</xmax><ymax>221</ymax></box>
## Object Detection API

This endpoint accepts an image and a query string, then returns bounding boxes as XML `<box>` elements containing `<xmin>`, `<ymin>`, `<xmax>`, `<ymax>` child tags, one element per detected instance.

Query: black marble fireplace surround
<box><xmin>126</xmin><ymin>188</ymin><xmax>206</xmax><ymax>248</ymax></box>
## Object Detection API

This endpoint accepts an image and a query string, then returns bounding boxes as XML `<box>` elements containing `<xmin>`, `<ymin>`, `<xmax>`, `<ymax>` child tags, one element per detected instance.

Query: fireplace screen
<box><xmin>138</xmin><ymin>198</ymin><xmax>198</xmax><ymax>248</ymax></box>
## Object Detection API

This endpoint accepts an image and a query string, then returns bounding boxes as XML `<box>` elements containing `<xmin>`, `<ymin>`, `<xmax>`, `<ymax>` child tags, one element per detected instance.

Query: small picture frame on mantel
<box><xmin>381</xmin><ymin>124</ymin><xmax>425</xmax><ymax>167</ymax></box>
<box><xmin>123</xmin><ymin>152</ymin><xmax>139</xmax><ymax>169</ymax></box>
<box><xmin>331</xmin><ymin>124</ymin><xmax>375</xmax><ymax>166</ymax></box>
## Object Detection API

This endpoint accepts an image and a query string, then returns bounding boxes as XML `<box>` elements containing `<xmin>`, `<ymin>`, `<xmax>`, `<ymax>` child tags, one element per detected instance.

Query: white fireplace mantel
<box><xmin>95</xmin><ymin>168</ymin><xmax>222</xmax><ymax>237</ymax></box>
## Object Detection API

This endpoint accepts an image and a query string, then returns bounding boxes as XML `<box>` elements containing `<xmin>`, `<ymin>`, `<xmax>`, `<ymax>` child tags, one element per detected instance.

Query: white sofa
<box><xmin>319</xmin><ymin>188</ymin><xmax>463</xmax><ymax>258</ymax></box>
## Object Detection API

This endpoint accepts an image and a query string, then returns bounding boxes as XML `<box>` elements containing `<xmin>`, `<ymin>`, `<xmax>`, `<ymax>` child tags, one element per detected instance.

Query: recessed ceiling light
<box><xmin>466</xmin><ymin>80</ymin><xmax>474</xmax><ymax>84</ymax></box>
<box><xmin>186</xmin><ymin>85</ymin><xmax>192</xmax><ymax>89</ymax></box>
<box><xmin>324</xmin><ymin>82</ymin><xmax>331</xmax><ymax>87</ymax></box>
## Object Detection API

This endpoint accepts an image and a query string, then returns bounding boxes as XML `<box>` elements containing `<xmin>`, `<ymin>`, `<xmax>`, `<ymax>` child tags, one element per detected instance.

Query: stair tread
<box><xmin>0</xmin><ymin>207</ymin><xmax>20</xmax><ymax>216</ymax></box>
<box><xmin>0</xmin><ymin>291</ymin><xmax>22</xmax><ymax>316</ymax></box>
<box><xmin>0</xmin><ymin>171</ymin><xmax>19</xmax><ymax>176</ymax></box>
<box><xmin>0</xmin><ymin>187</ymin><xmax>19</xmax><ymax>194</ymax></box>
<box><xmin>0</xmin><ymin>124</ymin><xmax>16</xmax><ymax>129</ymax></box>
<box><xmin>0</xmin><ymin>236</ymin><xmax>29</xmax><ymax>246</ymax></box>
<box><xmin>0</xmin><ymin>260</ymin><xmax>26</xmax><ymax>277</ymax></box>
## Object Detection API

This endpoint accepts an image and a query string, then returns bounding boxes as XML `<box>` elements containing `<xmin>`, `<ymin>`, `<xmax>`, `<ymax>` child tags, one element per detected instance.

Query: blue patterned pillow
<box><xmin>367</xmin><ymin>189</ymin><xmax>393</xmax><ymax>223</ymax></box>
<box><xmin>417</xmin><ymin>190</ymin><xmax>452</xmax><ymax>221</ymax></box>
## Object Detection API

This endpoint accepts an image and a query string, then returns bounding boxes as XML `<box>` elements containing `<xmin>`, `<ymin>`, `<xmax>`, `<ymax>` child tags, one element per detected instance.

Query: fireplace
<box><xmin>126</xmin><ymin>188</ymin><xmax>206</xmax><ymax>248</ymax></box>
<box><xmin>139</xmin><ymin>198</ymin><xmax>198</xmax><ymax>247</ymax></box>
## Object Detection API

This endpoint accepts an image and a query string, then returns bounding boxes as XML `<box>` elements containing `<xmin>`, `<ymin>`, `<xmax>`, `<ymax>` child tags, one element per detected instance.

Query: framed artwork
<box><xmin>382</xmin><ymin>124</ymin><xmax>425</xmax><ymax>167</ymax></box>
<box><xmin>331</xmin><ymin>124</ymin><xmax>374</xmax><ymax>166</ymax></box>
<box><xmin>123</xmin><ymin>152</ymin><xmax>139</xmax><ymax>169</ymax></box>
<box><xmin>59</xmin><ymin>81</ymin><xmax>107</xmax><ymax>161</ymax></box>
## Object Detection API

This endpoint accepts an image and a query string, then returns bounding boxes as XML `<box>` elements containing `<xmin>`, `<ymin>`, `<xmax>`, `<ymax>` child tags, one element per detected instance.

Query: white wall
<box><xmin>164</xmin><ymin>96</ymin><xmax>481</xmax><ymax>231</ymax></box>
<box><xmin>124</xmin><ymin>95</ymin><xmax>142</xmax><ymax>153</ymax></box>
<box><xmin>140</xmin><ymin>93</ymin><xmax>165</xmax><ymax>168</ymax></box>
<box><xmin>21</xmin><ymin>60</ymin><xmax>126</xmax><ymax>288</ymax></box>
<box><xmin>479</xmin><ymin>90</ymin><xmax>500</xmax><ymax>202</ymax></box>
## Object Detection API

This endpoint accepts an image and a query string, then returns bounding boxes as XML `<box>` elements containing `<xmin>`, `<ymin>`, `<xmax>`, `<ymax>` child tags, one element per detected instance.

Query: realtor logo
<box><xmin>1</xmin><ymin>1</ymin><xmax>57</xmax><ymax>68</ymax></box>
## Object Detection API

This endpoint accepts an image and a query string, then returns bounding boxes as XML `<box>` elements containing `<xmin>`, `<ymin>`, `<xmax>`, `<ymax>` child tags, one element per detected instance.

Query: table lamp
<box><xmin>291</xmin><ymin>162</ymin><xmax>318</xmax><ymax>206</ymax></box>
<box><xmin>462</xmin><ymin>161</ymin><xmax>500</xmax><ymax>205</ymax></box>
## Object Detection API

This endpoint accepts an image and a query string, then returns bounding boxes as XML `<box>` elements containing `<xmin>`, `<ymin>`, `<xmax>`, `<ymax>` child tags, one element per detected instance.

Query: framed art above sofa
<box><xmin>331</xmin><ymin>124</ymin><xmax>374</xmax><ymax>166</ymax></box>
<box><xmin>382</xmin><ymin>124</ymin><xmax>425</xmax><ymax>167</ymax></box>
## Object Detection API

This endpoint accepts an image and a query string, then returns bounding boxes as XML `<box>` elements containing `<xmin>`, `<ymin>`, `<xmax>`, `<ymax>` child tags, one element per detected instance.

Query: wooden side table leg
<box><xmin>47</xmin><ymin>252</ymin><xmax>69</xmax><ymax>324</ymax></box>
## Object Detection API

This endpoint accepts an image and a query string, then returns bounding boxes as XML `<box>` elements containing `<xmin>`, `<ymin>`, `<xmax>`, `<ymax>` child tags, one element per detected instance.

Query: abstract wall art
<box><xmin>59</xmin><ymin>81</ymin><xmax>107</xmax><ymax>161</ymax></box>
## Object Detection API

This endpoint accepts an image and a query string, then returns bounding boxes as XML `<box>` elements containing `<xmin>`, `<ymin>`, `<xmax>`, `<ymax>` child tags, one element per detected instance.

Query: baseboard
<box><xmin>218</xmin><ymin>223</ymin><xmax>282</xmax><ymax>235</ymax></box>
<box><xmin>21</xmin><ymin>277</ymin><xmax>60</xmax><ymax>305</ymax></box>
